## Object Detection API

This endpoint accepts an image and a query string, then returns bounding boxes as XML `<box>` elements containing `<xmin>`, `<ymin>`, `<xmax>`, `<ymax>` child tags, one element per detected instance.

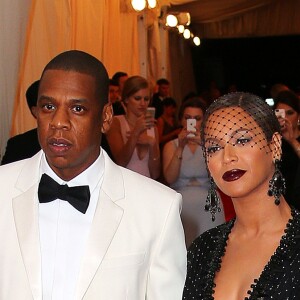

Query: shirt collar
<box><xmin>40</xmin><ymin>148</ymin><xmax>105</xmax><ymax>194</ymax></box>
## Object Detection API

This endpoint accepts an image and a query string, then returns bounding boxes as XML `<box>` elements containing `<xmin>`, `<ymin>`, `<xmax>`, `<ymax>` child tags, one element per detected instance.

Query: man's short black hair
<box><xmin>109</xmin><ymin>79</ymin><xmax>119</xmax><ymax>86</ymax></box>
<box><xmin>26</xmin><ymin>80</ymin><xmax>39</xmax><ymax>109</ymax></box>
<box><xmin>41</xmin><ymin>50</ymin><xmax>109</xmax><ymax>106</ymax></box>
<box><xmin>112</xmin><ymin>72</ymin><xmax>128</xmax><ymax>85</ymax></box>
<box><xmin>156</xmin><ymin>78</ymin><xmax>169</xmax><ymax>86</ymax></box>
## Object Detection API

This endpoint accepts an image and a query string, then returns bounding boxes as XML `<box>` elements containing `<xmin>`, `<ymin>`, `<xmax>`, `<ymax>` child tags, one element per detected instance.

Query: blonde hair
<box><xmin>121</xmin><ymin>76</ymin><xmax>149</xmax><ymax>103</ymax></box>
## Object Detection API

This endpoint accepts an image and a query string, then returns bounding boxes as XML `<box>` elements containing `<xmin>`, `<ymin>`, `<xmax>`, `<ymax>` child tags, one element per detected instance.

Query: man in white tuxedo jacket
<box><xmin>0</xmin><ymin>50</ymin><xmax>186</xmax><ymax>299</ymax></box>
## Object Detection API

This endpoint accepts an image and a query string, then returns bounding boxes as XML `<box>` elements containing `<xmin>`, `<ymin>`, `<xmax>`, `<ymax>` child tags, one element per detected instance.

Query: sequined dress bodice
<box><xmin>183</xmin><ymin>208</ymin><xmax>300</xmax><ymax>300</ymax></box>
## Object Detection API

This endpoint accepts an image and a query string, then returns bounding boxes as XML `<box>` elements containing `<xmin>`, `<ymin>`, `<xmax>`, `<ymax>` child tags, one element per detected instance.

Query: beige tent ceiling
<box><xmin>167</xmin><ymin>0</ymin><xmax>300</xmax><ymax>38</ymax></box>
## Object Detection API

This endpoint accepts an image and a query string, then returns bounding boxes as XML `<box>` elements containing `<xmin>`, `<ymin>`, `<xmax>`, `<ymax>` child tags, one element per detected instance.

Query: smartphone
<box><xmin>146</xmin><ymin>107</ymin><xmax>155</xmax><ymax>119</ymax></box>
<box><xmin>187</xmin><ymin>118</ymin><xmax>196</xmax><ymax>137</ymax></box>
<box><xmin>275</xmin><ymin>108</ymin><xmax>285</xmax><ymax>119</ymax></box>
<box><xmin>146</xmin><ymin>107</ymin><xmax>156</xmax><ymax>137</ymax></box>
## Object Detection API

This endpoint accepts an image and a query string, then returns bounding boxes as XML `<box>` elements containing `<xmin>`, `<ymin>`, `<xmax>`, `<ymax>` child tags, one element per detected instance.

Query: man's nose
<box><xmin>49</xmin><ymin>108</ymin><xmax>71</xmax><ymax>130</ymax></box>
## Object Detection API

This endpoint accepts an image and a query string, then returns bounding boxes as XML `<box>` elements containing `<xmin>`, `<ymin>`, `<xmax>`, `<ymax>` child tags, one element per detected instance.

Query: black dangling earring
<box><xmin>268</xmin><ymin>159</ymin><xmax>286</xmax><ymax>205</ymax></box>
<box><xmin>205</xmin><ymin>177</ymin><xmax>221</xmax><ymax>222</ymax></box>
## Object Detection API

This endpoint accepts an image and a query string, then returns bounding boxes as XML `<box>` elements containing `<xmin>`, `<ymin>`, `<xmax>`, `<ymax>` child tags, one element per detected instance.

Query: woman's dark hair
<box><xmin>201</xmin><ymin>92</ymin><xmax>281</xmax><ymax>142</ymax></box>
<box><xmin>178</xmin><ymin>97</ymin><xmax>207</xmax><ymax>121</ymax></box>
<box><xmin>274</xmin><ymin>90</ymin><xmax>300</xmax><ymax>113</ymax></box>
<box><xmin>162</xmin><ymin>97</ymin><xmax>177</xmax><ymax>108</ymax></box>
<box><xmin>121</xmin><ymin>76</ymin><xmax>149</xmax><ymax>103</ymax></box>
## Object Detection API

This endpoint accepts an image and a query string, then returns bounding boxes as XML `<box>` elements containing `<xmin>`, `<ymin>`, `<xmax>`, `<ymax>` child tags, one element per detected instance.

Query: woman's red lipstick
<box><xmin>222</xmin><ymin>169</ymin><xmax>246</xmax><ymax>182</ymax></box>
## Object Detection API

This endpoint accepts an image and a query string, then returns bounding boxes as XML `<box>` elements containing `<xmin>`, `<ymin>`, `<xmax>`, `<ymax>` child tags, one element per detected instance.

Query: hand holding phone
<box><xmin>187</xmin><ymin>119</ymin><xmax>196</xmax><ymax>137</ymax></box>
<box><xmin>275</xmin><ymin>108</ymin><xmax>287</xmax><ymax>131</ymax></box>
<box><xmin>146</xmin><ymin>107</ymin><xmax>156</xmax><ymax>137</ymax></box>
<box><xmin>275</xmin><ymin>109</ymin><xmax>285</xmax><ymax>119</ymax></box>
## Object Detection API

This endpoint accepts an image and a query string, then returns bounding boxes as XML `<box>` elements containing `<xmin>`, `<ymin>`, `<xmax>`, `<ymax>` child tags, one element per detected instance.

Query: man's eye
<box><xmin>72</xmin><ymin>106</ymin><xmax>85</xmax><ymax>113</ymax></box>
<box><xmin>43</xmin><ymin>104</ymin><xmax>55</xmax><ymax>110</ymax></box>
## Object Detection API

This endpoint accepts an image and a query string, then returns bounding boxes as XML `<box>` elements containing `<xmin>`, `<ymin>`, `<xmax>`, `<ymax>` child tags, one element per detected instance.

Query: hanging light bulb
<box><xmin>183</xmin><ymin>28</ymin><xmax>191</xmax><ymax>39</ymax></box>
<box><xmin>177</xmin><ymin>25</ymin><xmax>185</xmax><ymax>34</ymax></box>
<box><xmin>166</xmin><ymin>14</ymin><xmax>178</xmax><ymax>27</ymax></box>
<box><xmin>193</xmin><ymin>36</ymin><xmax>201</xmax><ymax>46</ymax></box>
<box><xmin>131</xmin><ymin>0</ymin><xmax>146</xmax><ymax>12</ymax></box>
<box><xmin>147</xmin><ymin>0</ymin><xmax>157</xmax><ymax>9</ymax></box>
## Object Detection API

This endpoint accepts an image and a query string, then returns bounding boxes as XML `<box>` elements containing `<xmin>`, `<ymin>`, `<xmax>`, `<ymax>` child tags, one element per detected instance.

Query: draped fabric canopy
<box><xmin>170</xmin><ymin>0</ymin><xmax>300</xmax><ymax>38</ymax></box>
<box><xmin>1</xmin><ymin>0</ymin><xmax>299</xmax><ymax>158</ymax></box>
<box><xmin>10</xmin><ymin>0</ymin><xmax>141</xmax><ymax>137</ymax></box>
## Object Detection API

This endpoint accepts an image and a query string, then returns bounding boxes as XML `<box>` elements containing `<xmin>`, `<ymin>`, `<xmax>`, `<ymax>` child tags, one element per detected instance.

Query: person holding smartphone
<box><xmin>106</xmin><ymin>76</ymin><xmax>160</xmax><ymax>179</ymax></box>
<box><xmin>163</xmin><ymin>98</ymin><xmax>225</xmax><ymax>247</ymax></box>
<box><xmin>274</xmin><ymin>90</ymin><xmax>300</xmax><ymax>209</ymax></box>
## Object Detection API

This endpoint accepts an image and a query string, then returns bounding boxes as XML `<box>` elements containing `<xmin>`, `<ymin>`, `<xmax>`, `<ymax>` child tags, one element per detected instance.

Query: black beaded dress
<box><xmin>183</xmin><ymin>208</ymin><xmax>300</xmax><ymax>300</ymax></box>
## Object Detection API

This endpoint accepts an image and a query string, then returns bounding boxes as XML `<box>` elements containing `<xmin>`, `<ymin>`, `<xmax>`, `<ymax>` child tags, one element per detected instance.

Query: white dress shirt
<box><xmin>39</xmin><ymin>150</ymin><xmax>104</xmax><ymax>300</ymax></box>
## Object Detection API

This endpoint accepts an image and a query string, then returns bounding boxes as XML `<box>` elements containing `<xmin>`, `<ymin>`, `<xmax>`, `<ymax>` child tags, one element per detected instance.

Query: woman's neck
<box><xmin>294</xmin><ymin>127</ymin><xmax>300</xmax><ymax>139</ymax></box>
<box><xmin>232</xmin><ymin>195</ymin><xmax>291</xmax><ymax>235</ymax></box>
<box><xmin>126</xmin><ymin>112</ymin><xmax>138</xmax><ymax>126</ymax></box>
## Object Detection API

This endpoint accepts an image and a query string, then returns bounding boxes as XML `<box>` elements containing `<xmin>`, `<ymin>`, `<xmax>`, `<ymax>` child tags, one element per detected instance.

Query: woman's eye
<box><xmin>286</xmin><ymin>110</ymin><xmax>295</xmax><ymax>116</ymax></box>
<box><xmin>236</xmin><ymin>137</ymin><xmax>251</xmax><ymax>145</ymax></box>
<box><xmin>134</xmin><ymin>96</ymin><xmax>149</xmax><ymax>101</ymax></box>
<box><xmin>206</xmin><ymin>145</ymin><xmax>221</xmax><ymax>154</ymax></box>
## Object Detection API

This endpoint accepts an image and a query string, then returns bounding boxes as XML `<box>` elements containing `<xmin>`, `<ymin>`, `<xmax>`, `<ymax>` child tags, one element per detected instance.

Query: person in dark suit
<box><xmin>151</xmin><ymin>78</ymin><xmax>170</xmax><ymax>119</ymax></box>
<box><xmin>2</xmin><ymin>80</ymin><xmax>114</xmax><ymax>165</ymax></box>
<box><xmin>1</xmin><ymin>80</ymin><xmax>40</xmax><ymax>165</ymax></box>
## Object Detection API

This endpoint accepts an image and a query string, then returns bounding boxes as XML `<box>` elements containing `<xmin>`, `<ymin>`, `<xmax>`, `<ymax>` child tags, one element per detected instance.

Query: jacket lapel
<box><xmin>11</xmin><ymin>150</ymin><xmax>125</xmax><ymax>300</ymax></box>
<box><xmin>76</xmin><ymin>151</ymin><xmax>125</xmax><ymax>299</ymax></box>
<box><xmin>12</xmin><ymin>152</ymin><xmax>43</xmax><ymax>300</ymax></box>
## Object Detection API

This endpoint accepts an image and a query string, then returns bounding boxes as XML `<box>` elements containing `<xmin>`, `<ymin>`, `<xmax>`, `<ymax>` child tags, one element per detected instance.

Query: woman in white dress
<box><xmin>106</xmin><ymin>76</ymin><xmax>160</xmax><ymax>179</ymax></box>
<box><xmin>163</xmin><ymin>98</ymin><xmax>225</xmax><ymax>247</ymax></box>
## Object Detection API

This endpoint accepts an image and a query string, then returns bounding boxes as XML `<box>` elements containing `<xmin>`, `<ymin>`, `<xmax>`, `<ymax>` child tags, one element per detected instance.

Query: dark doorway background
<box><xmin>191</xmin><ymin>35</ymin><xmax>300</xmax><ymax>99</ymax></box>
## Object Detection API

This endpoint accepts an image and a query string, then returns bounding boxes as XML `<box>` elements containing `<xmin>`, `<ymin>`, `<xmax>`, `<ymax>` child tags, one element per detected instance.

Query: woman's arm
<box><xmin>148</xmin><ymin>127</ymin><xmax>161</xmax><ymax>179</ymax></box>
<box><xmin>106</xmin><ymin>117</ymin><xmax>139</xmax><ymax>166</ymax></box>
<box><xmin>280</xmin><ymin>118</ymin><xmax>300</xmax><ymax>158</ymax></box>
<box><xmin>163</xmin><ymin>141</ymin><xmax>184</xmax><ymax>184</ymax></box>
<box><xmin>163</xmin><ymin>126</ymin><xmax>192</xmax><ymax>184</ymax></box>
<box><xmin>157</xmin><ymin>117</ymin><xmax>181</xmax><ymax>145</ymax></box>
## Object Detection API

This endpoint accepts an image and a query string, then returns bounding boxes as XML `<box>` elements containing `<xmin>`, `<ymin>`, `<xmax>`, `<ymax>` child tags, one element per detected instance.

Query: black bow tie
<box><xmin>38</xmin><ymin>173</ymin><xmax>91</xmax><ymax>214</ymax></box>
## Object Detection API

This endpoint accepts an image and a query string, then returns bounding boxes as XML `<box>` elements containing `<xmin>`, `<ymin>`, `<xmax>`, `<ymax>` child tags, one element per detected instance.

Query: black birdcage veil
<box><xmin>200</xmin><ymin>92</ymin><xmax>285</xmax><ymax>220</ymax></box>
<box><xmin>201</xmin><ymin>92</ymin><xmax>281</xmax><ymax>164</ymax></box>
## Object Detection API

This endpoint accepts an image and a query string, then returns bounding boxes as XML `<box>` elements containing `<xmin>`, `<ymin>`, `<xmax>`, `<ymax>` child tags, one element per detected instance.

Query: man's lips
<box><xmin>48</xmin><ymin>138</ymin><xmax>72</xmax><ymax>153</ymax></box>
<box><xmin>222</xmin><ymin>169</ymin><xmax>246</xmax><ymax>182</ymax></box>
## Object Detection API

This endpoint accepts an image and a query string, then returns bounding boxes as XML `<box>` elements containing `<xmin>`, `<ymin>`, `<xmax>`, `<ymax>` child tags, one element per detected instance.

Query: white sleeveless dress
<box><xmin>115</xmin><ymin>115</ymin><xmax>150</xmax><ymax>177</ymax></box>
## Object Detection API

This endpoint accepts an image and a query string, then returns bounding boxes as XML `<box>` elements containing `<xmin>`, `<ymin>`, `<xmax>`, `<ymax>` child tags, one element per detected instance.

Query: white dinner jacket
<box><xmin>0</xmin><ymin>150</ymin><xmax>187</xmax><ymax>300</ymax></box>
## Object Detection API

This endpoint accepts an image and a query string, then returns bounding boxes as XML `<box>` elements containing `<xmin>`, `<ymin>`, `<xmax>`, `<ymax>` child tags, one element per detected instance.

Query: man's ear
<box><xmin>31</xmin><ymin>106</ymin><xmax>37</xmax><ymax>119</ymax></box>
<box><xmin>101</xmin><ymin>103</ymin><xmax>113</xmax><ymax>134</ymax></box>
<box><xmin>271</xmin><ymin>132</ymin><xmax>282</xmax><ymax>161</ymax></box>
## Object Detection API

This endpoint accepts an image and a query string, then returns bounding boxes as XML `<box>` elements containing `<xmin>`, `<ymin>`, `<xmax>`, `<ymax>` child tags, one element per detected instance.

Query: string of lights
<box><xmin>130</xmin><ymin>0</ymin><xmax>201</xmax><ymax>46</ymax></box>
